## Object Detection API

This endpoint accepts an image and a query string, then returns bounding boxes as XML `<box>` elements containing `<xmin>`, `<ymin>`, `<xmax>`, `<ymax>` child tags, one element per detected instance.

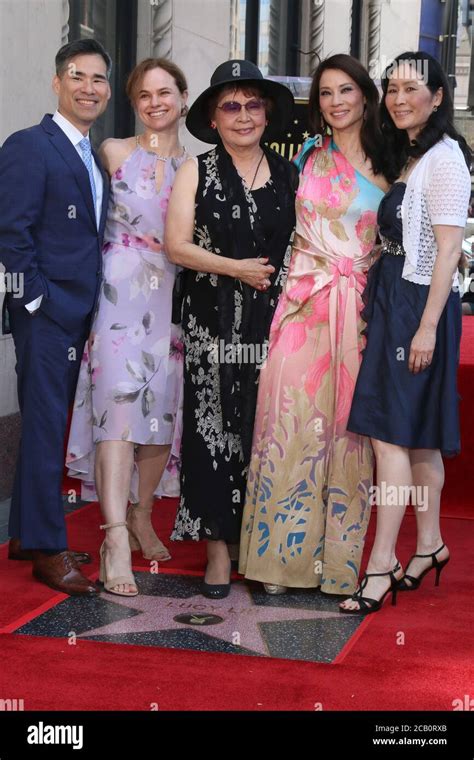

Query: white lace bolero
<box><xmin>401</xmin><ymin>135</ymin><xmax>471</xmax><ymax>284</ymax></box>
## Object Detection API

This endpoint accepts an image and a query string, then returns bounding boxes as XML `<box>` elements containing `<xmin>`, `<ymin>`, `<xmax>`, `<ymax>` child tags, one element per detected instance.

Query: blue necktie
<box><xmin>79</xmin><ymin>137</ymin><xmax>97</xmax><ymax>213</ymax></box>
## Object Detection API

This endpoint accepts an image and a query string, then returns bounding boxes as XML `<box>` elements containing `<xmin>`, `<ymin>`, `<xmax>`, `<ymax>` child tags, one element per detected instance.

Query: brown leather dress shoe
<box><xmin>32</xmin><ymin>551</ymin><xmax>99</xmax><ymax>596</ymax></box>
<box><xmin>8</xmin><ymin>538</ymin><xmax>91</xmax><ymax>564</ymax></box>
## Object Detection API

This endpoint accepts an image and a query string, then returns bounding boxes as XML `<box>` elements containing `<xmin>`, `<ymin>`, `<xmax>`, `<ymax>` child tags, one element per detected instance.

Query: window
<box><xmin>68</xmin><ymin>0</ymin><xmax>137</xmax><ymax>145</ymax></box>
<box><xmin>230</xmin><ymin>0</ymin><xmax>301</xmax><ymax>76</ymax></box>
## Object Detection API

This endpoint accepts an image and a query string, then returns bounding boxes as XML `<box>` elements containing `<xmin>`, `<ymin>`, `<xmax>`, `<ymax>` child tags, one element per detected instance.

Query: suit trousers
<box><xmin>8</xmin><ymin>305</ymin><xmax>88</xmax><ymax>550</ymax></box>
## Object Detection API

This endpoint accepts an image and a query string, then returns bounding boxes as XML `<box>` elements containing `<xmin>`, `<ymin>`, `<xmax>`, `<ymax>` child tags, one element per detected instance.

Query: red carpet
<box><xmin>0</xmin><ymin>317</ymin><xmax>473</xmax><ymax>711</ymax></box>
<box><xmin>443</xmin><ymin>317</ymin><xmax>474</xmax><ymax>515</ymax></box>
<box><xmin>0</xmin><ymin>507</ymin><xmax>472</xmax><ymax>710</ymax></box>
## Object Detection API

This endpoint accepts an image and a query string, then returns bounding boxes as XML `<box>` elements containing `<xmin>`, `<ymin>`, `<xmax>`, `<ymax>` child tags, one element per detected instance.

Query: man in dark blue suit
<box><xmin>0</xmin><ymin>39</ymin><xmax>112</xmax><ymax>595</ymax></box>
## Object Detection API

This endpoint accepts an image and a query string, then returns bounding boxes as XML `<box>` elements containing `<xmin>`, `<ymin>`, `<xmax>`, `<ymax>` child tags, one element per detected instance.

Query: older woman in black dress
<box><xmin>164</xmin><ymin>61</ymin><xmax>297</xmax><ymax>597</ymax></box>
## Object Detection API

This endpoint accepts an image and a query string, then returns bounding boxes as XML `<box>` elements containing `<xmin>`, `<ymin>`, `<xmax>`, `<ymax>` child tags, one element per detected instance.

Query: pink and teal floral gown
<box><xmin>66</xmin><ymin>144</ymin><xmax>187</xmax><ymax>500</ymax></box>
<box><xmin>238</xmin><ymin>137</ymin><xmax>384</xmax><ymax>594</ymax></box>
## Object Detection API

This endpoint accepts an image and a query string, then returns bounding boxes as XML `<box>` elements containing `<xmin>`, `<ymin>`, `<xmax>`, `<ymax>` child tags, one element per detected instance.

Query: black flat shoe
<box><xmin>397</xmin><ymin>544</ymin><xmax>450</xmax><ymax>591</ymax></box>
<box><xmin>201</xmin><ymin>578</ymin><xmax>231</xmax><ymax>599</ymax></box>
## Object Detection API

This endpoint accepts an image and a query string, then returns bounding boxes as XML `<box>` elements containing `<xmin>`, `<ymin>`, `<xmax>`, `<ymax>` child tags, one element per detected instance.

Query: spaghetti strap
<box><xmin>66</xmin><ymin>144</ymin><xmax>189</xmax><ymax>503</ymax></box>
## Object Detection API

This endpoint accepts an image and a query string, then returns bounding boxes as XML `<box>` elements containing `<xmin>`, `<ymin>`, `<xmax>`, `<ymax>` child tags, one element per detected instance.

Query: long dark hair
<box><xmin>304</xmin><ymin>53</ymin><xmax>385</xmax><ymax>174</ymax></box>
<box><xmin>380</xmin><ymin>51</ymin><xmax>471</xmax><ymax>181</ymax></box>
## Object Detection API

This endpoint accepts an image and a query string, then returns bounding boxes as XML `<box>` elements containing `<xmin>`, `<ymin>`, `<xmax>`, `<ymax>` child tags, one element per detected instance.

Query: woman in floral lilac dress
<box><xmin>66</xmin><ymin>58</ymin><xmax>189</xmax><ymax>596</ymax></box>
<box><xmin>239</xmin><ymin>55</ymin><xmax>390</xmax><ymax>595</ymax></box>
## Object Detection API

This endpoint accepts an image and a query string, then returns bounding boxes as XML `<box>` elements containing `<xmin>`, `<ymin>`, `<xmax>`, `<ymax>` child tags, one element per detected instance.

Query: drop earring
<box><xmin>321</xmin><ymin>117</ymin><xmax>331</xmax><ymax>136</ymax></box>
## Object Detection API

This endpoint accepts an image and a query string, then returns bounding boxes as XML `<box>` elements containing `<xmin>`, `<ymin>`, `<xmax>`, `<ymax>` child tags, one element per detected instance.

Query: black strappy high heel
<box><xmin>339</xmin><ymin>562</ymin><xmax>402</xmax><ymax>616</ymax></box>
<box><xmin>397</xmin><ymin>544</ymin><xmax>449</xmax><ymax>591</ymax></box>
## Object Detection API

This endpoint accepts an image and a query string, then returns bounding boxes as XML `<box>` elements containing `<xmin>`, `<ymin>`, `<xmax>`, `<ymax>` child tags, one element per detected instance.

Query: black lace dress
<box><xmin>171</xmin><ymin>147</ymin><xmax>297</xmax><ymax>543</ymax></box>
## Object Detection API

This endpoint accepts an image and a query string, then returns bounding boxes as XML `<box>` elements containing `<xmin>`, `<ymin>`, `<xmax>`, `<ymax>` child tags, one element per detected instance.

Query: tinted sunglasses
<box><xmin>216</xmin><ymin>98</ymin><xmax>265</xmax><ymax>115</ymax></box>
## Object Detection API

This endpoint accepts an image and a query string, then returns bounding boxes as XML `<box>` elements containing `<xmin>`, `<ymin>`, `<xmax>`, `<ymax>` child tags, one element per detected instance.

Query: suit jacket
<box><xmin>0</xmin><ymin>114</ymin><xmax>109</xmax><ymax>333</ymax></box>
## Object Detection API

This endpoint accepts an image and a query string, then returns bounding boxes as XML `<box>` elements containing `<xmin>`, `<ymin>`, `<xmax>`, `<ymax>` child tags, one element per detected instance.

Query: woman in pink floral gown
<box><xmin>67</xmin><ymin>59</ymin><xmax>189</xmax><ymax>596</ymax></box>
<box><xmin>239</xmin><ymin>55</ymin><xmax>389</xmax><ymax>595</ymax></box>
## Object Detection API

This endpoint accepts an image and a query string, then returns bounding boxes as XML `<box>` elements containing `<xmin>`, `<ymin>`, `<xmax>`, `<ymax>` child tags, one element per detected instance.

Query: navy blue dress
<box><xmin>347</xmin><ymin>182</ymin><xmax>462</xmax><ymax>457</ymax></box>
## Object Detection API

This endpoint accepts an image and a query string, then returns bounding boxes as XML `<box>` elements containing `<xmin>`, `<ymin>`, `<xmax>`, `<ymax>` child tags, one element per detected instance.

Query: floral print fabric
<box><xmin>66</xmin><ymin>145</ymin><xmax>187</xmax><ymax>500</ymax></box>
<box><xmin>239</xmin><ymin>137</ymin><xmax>385</xmax><ymax>594</ymax></box>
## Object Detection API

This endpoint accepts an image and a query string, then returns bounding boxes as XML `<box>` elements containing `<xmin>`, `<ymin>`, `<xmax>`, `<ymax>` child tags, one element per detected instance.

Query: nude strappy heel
<box><xmin>126</xmin><ymin>503</ymin><xmax>171</xmax><ymax>561</ymax></box>
<box><xmin>99</xmin><ymin>521</ymin><xmax>138</xmax><ymax>596</ymax></box>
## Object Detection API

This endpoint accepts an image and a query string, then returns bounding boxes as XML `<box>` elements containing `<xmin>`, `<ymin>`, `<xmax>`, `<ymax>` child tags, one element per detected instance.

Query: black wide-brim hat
<box><xmin>186</xmin><ymin>59</ymin><xmax>294</xmax><ymax>144</ymax></box>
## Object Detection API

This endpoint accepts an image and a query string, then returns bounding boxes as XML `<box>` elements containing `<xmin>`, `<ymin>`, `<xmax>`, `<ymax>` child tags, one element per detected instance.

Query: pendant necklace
<box><xmin>136</xmin><ymin>134</ymin><xmax>184</xmax><ymax>162</ymax></box>
<box><xmin>236</xmin><ymin>150</ymin><xmax>265</xmax><ymax>191</ymax></box>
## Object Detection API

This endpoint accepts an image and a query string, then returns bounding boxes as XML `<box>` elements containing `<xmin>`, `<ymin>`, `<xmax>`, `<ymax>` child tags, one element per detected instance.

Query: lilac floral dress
<box><xmin>66</xmin><ymin>143</ymin><xmax>187</xmax><ymax>500</ymax></box>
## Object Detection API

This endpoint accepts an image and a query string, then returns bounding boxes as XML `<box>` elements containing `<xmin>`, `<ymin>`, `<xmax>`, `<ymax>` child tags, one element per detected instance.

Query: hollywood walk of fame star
<box><xmin>80</xmin><ymin>580</ymin><xmax>343</xmax><ymax>657</ymax></box>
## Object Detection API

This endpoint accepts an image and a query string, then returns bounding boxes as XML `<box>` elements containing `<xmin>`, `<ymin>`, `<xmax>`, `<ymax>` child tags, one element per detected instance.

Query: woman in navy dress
<box><xmin>340</xmin><ymin>52</ymin><xmax>471</xmax><ymax>615</ymax></box>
